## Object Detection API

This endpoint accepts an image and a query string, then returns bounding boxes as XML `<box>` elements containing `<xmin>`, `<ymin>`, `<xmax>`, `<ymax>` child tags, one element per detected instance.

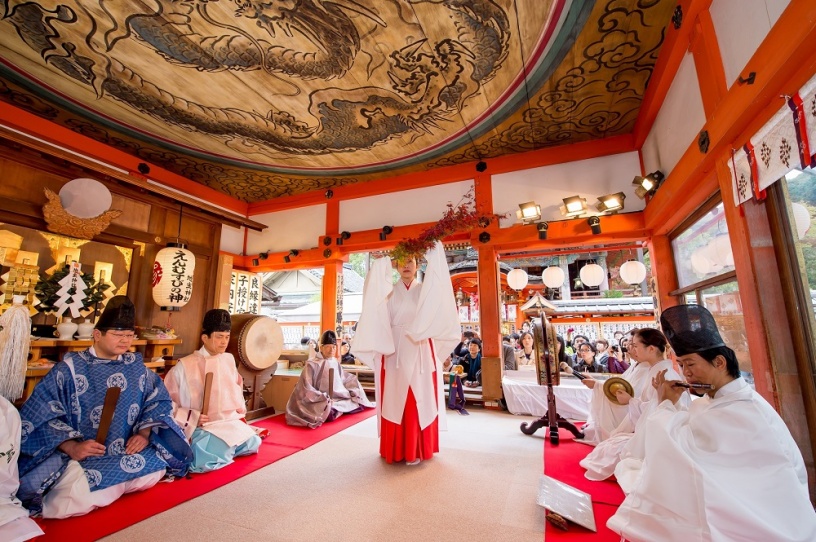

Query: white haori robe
<box><xmin>608</xmin><ymin>378</ymin><xmax>816</xmax><ymax>542</ymax></box>
<box><xmin>165</xmin><ymin>348</ymin><xmax>256</xmax><ymax>448</ymax></box>
<box><xmin>352</xmin><ymin>242</ymin><xmax>460</xmax><ymax>432</ymax></box>
<box><xmin>580</xmin><ymin>359</ymin><xmax>686</xmax><ymax>480</ymax></box>
<box><xmin>0</xmin><ymin>396</ymin><xmax>43</xmax><ymax>542</ymax></box>
<box><xmin>580</xmin><ymin>361</ymin><xmax>651</xmax><ymax>445</ymax></box>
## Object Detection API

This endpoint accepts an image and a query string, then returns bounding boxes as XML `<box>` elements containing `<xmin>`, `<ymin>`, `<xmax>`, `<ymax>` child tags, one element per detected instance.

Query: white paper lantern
<box><xmin>541</xmin><ymin>266</ymin><xmax>565</xmax><ymax>289</ymax></box>
<box><xmin>579</xmin><ymin>263</ymin><xmax>604</xmax><ymax>287</ymax></box>
<box><xmin>507</xmin><ymin>268</ymin><xmax>529</xmax><ymax>291</ymax></box>
<box><xmin>619</xmin><ymin>260</ymin><xmax>647</xmax><ymax>285</ymax></box>
<box><xmin>691</xmin><ymin>247</ymin><xmax>711</xmax><ymax>275</ymax></box>
<box><xmin>791</xmin><ymin>202</ymin><xmax>811</xmax><ymax>240</ymax></box>
<box><xmin>708</xmin><ymin>235</ymin><xmax>734</xmax><ymax>268</ymax></box>
<box><xmin>152</xmin><ymin>243</ymin><xmax>196</xmax><ymax>311</ymax></box>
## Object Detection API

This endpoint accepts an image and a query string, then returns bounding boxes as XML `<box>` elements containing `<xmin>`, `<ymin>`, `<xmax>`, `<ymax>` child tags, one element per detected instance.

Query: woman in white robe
<box><xmin>580</xmin><ymin>328</ymin><xmax>686</xmax><ymax>480</ymax></box>
<box><xmin>352</xmin><ymin>242</ymin><xmax>459</xmax><ymax>464</ymax></box>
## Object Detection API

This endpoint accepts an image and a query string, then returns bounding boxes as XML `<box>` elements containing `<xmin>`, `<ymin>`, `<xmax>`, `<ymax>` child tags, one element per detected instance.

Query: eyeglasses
<box><xmin>579</xmin><ymin>347</ymin><xmax>593</xmax><ymax>353</ymax></box>
<box><xmin>107</xmin><ymin>332</ymin><xmax>136</xmax><ymax>340</ymax></box>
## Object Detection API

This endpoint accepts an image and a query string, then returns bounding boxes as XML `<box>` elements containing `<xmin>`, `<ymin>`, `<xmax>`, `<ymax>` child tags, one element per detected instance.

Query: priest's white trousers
<box><xmin>43</xmin><ymin>460</ymin><xmax>164</xmax><ymax>518</ymax></box>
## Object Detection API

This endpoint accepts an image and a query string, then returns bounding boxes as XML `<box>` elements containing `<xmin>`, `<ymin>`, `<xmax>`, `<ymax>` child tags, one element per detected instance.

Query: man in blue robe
<box><xmin>17</xmin><ymin>296</ymin><xmax>192</xmax><ymax>518</ymax></box>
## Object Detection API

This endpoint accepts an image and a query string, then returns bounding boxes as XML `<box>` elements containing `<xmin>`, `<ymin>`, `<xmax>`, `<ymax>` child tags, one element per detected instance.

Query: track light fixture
<box><xmin>596</xmin><ymin>192</ymin><xmax>626</xmax><ymax>213</ymax></box>
<box><xmin>560</xmin><ymin>196</ymin><xmax>587</xmax><ymax>218</ymax></box>
<box><xmin>633</xmin><ymin>171</ymin><xmax>665</xmax><ymax>199</ymax></box>
<box><xmin>283</xmin><ymin>249</ymin><xmax>299</xmax><ymax>263</ymax></box>
<box><xmin>587</xmin><ymin>216</ymin><xmax>602</xmax><ymax>235</ymax></box>
<box><xmin>516</xmin><ymin>201</ymin><xmax>542</xmax><ymax>224</ymax></box>
<box><xmin>379</xmin><ymin>225</ymin><xmax>393</xmax><ymax>241</ymax></box>
<box><xmin>336</xmin><ymin>231</ymin><xmax>351</xmax><ymax>245</ymax></box>
<box><xmin>536</xmin><ymin>221</ymin><xmax>548</xmax><ymax>240</ymax></box>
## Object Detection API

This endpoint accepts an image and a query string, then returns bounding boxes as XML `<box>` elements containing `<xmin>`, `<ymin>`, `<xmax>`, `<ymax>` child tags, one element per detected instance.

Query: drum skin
<box><xmin>227</xmin><ymin>314</ymin><xmax>284</xmax><ymax>371</ymax></box>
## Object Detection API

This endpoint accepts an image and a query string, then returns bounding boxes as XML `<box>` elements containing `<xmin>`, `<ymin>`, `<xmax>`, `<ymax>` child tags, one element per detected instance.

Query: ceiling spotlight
<box><xmin>325</xmin><ymin>189</ymin><xmax>334</xmax><ymax>199</ymax></box>
<box><xmin>336</xmin><ymin>231</ymin><xmax>351</xmax><ymax>245</ymax></box>
<box><xmin>516</xmin><ymin>201</ymin><xmax>542</xmax><ymax>224</ymax></box>
<box><xmin>283</xmin><ymin>249</ymin><xmax>299</xmax><ymax>263</ymax></box>
<box><xmin>560</xmin><ymin>196</ymin><xmax>588</xmax><ymax>218</ymax></box>
<box><xmin>587</xmin><ymin>216</ymin><xmax>602</xmax><ymax>235</ymax></box>
<box><xmin>596</xmin><ymin>192</ymin><xmax>626</xmax><ymax>213</ymax></box>
<box><xmin>380</xmin><ymin>225</ymin><xmax>393</xmax><ymax>241</ymax></box>
<box><xmin>633</xmin><ymin>170</ymin><xmax>665</xmax><ymax>199</ymax></box>
<box><xmin>536</xmin><ymin>221</ymin><xmax>548</xmax><ymax>240</ymax></box>
<box><xmin>475</xmin><ymin>161</ymin><xmax>487</xmax><ymax>172</ymax></box>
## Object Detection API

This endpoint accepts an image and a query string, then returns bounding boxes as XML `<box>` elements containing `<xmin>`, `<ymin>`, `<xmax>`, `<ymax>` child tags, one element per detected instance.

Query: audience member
<box><xmin>573</xmin><ymin>342</ymin><xmax>601</xmax><ymax>373</ymax></box>
<box><xmin>501</xmin><ymin>336</ymin><xmax>517</xmax><ymax>371</ymax></box>
<box><xmin>515</xmin><ymin>331</ymin><xmax>535</xmax><ymax>367</ymax></box>
<box><xmin>606</xmin><ymin>344</ymin><xmax>629</xmax><ymax>374</ymax></box>
<box><xmin>460</xmin><ymin>339</ymin><xmax>482</xmax><ymax>387</ymax></box>
<box><xmin>594</xmin><ymin>338</ymin><xmax>610</xmax><ymax>371</ymax></box>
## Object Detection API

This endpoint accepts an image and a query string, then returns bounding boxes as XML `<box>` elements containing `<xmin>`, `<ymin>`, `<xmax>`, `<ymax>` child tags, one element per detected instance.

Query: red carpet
<box><xmin>34</xmin><ymin>409</ymin><xmax>375</xmax><ymax>541</ymax></box>
<box><xmin>543</xmin><ymin>426</ymin><xmax>625</xmax><ymax>541</ymax></box>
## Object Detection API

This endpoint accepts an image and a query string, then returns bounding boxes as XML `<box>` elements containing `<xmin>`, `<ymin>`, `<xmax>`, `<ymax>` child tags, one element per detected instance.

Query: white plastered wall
<box><xmin>491</xmin><ymin>152</ymin><xmax>643</xmax><ymax>226</ymax></box>
<box><xmin>710</xmin><ymin>0</ymin><xmax>790</xmax><ymax>87</ymax></box>
<box><xmin>641</xmin><ymin>51</ymin><xmax>706</xmax><ymax>179</ymax></box>
<box><xmin>220</xmin><ymin>224</ymin><xmax>245</xmax><ymax>254</ymax></box>
<box><xmin>339</xmin><ymin>180</ymin><xmax>474</xmax><ymax>231</ymax></box>
<box><xmin>246</xmin><ymin>204</ymin><xmax>327</xmax><ymax>254</ymax></box>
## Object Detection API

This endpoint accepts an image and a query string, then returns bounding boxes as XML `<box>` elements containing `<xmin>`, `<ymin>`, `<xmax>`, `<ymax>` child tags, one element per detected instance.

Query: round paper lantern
<box><xmin>152</xmin><ymin>243</ymin><xmax>196</xmax><ymax>311</ymax></box>
<box><xmin>619</xmin><ymin>260</ymin><xmax>647</xmax><ymax>285</ymax></box>
<box><xmin>691</xmin><ymin>247</ymin><xmax>711</xmax><ymax>275</ymax></box>
<box><xmin>507</xmin><ymin>268</ymin><xmax>529</xmax><ymax>291</ymax></box>
<box><xmin>579</xmin><ymin>263</ymin><xmax>604</xmax><ymax>287</ymax></box>
<box><xmin>708</xmin><ymin>235</ymin><xmax>734</xmax><ymax>268</ymax></box>
<box><xmin>791</xmin><ymin>202</ymin><xmax>811</xmax><ymax>240</ymax></box>
<box><xmin>541</xmin><ymin>266</ymin><xmax>565</xmax><ymax>289</ymax></box>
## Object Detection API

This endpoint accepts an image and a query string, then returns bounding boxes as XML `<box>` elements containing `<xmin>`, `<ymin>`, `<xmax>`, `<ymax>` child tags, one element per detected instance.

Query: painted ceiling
<box><xmin>0</xmin><ymin>0</ymin><xmax>675</xmax><ymax>203</ymax></box>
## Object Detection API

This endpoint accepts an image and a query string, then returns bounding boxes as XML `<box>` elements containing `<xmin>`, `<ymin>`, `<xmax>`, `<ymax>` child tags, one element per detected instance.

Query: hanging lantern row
<box><xmin>579</xmin><ymin>262</ymin><xmax>605</xmax><ymax>287</ymax></box>
<box><xmin>619</xmin><ymin>260</ymin><xmax>647</xmax><ymax>285</ymax></box>
<box><xmin>152</xmin><ymin>243</ymin><xmax>196</xmax><ymax>311</ymax></box>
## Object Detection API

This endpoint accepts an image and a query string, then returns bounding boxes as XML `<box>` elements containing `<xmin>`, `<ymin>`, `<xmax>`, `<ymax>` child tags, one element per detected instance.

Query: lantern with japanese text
<box><xmin>152</xmin><ymin>243</ymin><xmax>195</xmax><ymax>311</ymax></box>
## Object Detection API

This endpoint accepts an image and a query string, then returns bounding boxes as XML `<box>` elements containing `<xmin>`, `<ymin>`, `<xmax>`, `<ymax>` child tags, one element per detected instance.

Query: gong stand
<box><xmin>520</xmin><ymin>317</ymin><xmax>583</xmax><ymax>444</ymax></box>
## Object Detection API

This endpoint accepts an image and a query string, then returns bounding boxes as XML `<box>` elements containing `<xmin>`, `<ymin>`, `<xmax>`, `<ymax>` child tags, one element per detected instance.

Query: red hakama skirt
<box><xmin>379</xmin><ymin>361</ymin><xmax>439</xmax><ymax>463</ymax></box>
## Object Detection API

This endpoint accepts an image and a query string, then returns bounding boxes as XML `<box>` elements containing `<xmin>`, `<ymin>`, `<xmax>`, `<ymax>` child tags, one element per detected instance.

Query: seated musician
<box><xmin>17</xmin><ymin>296</ymin><xmax>191</xmax><ymax>518</ymax></box>
<box><xmin>579</xmin><ymin>328</ymin><xmax>686</xmax><ymax>481</ymax></box>
<box><xmin>608</xmin><ymin>305</ymin><xmax>816</xmax><ymax>541</ymax></box>
<box><xmin>286</xmin><ymin>330</ymin><xmax>374</xmax><ymax>428</ymax></box>
<box><xmin>165</xmin><ymin>309</ymin><xmax>261</xmax><ymax>473</ymax></box>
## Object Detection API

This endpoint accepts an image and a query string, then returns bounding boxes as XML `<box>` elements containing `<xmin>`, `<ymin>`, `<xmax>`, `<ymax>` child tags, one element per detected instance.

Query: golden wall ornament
<box><xmin>42</xmin><ymin>188</ymin><xmax>122</xmax><ymax>240</ymax></box>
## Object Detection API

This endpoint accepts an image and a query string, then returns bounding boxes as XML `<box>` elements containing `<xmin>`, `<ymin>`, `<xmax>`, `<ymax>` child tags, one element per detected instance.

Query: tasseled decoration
<box><xmin>0</xmin><ymin>298</ymin><xmax>31</xmax><ymax>401</ymax></box>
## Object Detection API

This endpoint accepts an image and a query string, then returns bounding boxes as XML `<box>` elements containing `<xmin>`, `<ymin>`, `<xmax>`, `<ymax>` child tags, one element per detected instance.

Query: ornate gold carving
<box><xmin>115</xmin><ymin>245</ymin><xmax>135</xmax><ymax>271</ymax></box>
<box><xmin>42</xmin><ymin>188</ymin><xmax>122</xmax><ymax>240</ymax></box>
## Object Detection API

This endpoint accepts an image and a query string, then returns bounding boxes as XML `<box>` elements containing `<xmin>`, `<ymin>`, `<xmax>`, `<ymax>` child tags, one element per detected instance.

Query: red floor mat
<box><xmin>34</xmin><ymin>409</ymin><xmax>375</xmax><ymax>541</ymax></box>
<box><xmin>542</xmin><ymin>426</ymin><xmax>625</xmax><ymax>541</ymax></box>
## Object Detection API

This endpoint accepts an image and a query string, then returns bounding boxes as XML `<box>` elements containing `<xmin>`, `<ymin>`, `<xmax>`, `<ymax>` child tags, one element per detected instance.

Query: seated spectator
<box><xmin>595</xmin><ymin>338</ymin><xmax>610</xmax><ymax>371</ymax></box>
<box><xmin>510</xmin><ymin>332</ymin><xmax>520</xmax><ymax>350</ymax></box>
<box><xmin>461</xmin><ymin>339</ymin><xmax>482</xmax><ymax>387</ymax></box>
<box><xmin>165</xmin><ymin>309</ymin><xmax>261</xmax><ymax>473</ymax></box>
<box><xmin>501</xmin><ymin>336</ymin><xmax>517</xmax><ymax>371</ymax></box>
<box><xmin>515</xmin><ymin>331</ymin><xmax>536</xmax><ymax>367</ymax></box>
<box><xmin>573</xmin><ymin>343</ymin><xmax>602</xmax><ymax>373</ymax></box>
<box><xmin>286</xmin><ymin>330</ymin><xmax>374</xmax><ymax>428</ymax></box>
<box><xmin>340</xmin><ymin>340</ymin><xmax>357</xmax><ymax>365</ymax></box>
<box><xmin>606</xmin><ymin>344</ymin><xmax>629</xmax><ymax>374</ymax></box>
<box><xmin>301</xmin><ymin>336</ymin><xmax>318</xmax><ymax>360</ymax></box>
<box><xmin>570</xmin><ymin>334</ymin><xmax>590</xmax><ymax>364</ymax></box>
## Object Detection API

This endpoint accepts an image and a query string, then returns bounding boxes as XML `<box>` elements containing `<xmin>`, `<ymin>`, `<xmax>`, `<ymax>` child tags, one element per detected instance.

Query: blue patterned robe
<box><xmin>17</xmin><ymin>350</ymin><xmax>192</xmax><ymax>512</ymax></box>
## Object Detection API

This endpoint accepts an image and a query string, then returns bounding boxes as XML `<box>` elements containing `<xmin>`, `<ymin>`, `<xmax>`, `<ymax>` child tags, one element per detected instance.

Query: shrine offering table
<box><xmin>501</xmin><ymin>370</ymin><xmax>593</xmax><ymax>420</ymax></box>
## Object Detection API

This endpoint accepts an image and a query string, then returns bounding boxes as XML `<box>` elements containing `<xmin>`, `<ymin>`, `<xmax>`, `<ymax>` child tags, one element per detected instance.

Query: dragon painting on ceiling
<box><xmin>0</xmin><ymin>1</ymin><xmax>675</xmax><ymax>202</ymax></box>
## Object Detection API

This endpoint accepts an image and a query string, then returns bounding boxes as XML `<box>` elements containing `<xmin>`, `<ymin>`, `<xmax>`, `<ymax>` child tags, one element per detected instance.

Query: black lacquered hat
<box><xmin>660</xmin><ymin>305</ymin><xmax>725</xmax><ymax>356</ymax></box>
<box><xmin>95</xmin><ymin>295</ymin><xmax>136</xmax><ymax>331</ymax></box>
<box><xmin>319</xmin><ymin>329</ymin><xmax>337</xmax><ymax>346</ymax></box>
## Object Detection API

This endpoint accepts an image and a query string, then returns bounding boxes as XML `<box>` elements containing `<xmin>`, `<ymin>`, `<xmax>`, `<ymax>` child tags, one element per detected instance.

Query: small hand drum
<box><xmin>603</xmin><ymin>377</ymin><xmax>634</xmax><ymax>404</ymax></box>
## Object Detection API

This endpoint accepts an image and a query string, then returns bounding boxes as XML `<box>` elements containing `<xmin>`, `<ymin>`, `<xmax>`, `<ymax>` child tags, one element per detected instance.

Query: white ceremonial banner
<box><xmin>751</xmin><ymin>105</ymin><xmax>798</xmax><ymax>191</ymax></box>
<box><xmin>728</xmin><ymin>149</ymin><xmax>753</xmax><ymax>206</ymax></box>
<box><xmin>800</xmin><ymin>73</ymin><xmax>816</xmax><ymax>167</ymax></box>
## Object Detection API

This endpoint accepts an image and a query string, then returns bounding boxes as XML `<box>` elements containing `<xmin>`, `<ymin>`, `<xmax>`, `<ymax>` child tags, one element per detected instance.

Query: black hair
<box><xmin>697</xmin><ymin>346</ymin><xmax>741</xmax><ymax>378</ymax></box>
<box><xmin>463</xmin><ymin>330</ymin><xmax>475</xmax><ymax>339</ymax></box>
<box><xmin>300</xmin><ymin>337</ymin><xmax>311</xmax><ymax>345</ymax></box>
<box><xmin>633</xmin><ymin>328</ymin><xmax>668</xmax><ymax>353</ymax></box>
<box><xmin>502</xmin><ymin>335</ymin><xmax>511</xmax><ymax>343</ymax></box>
<box><xmin>469</xmin><ymin>338</ymin><xmax>482</xmax><ymax>348</ymax></box>
<box><xmin>555</xmin><ymin>334</ymin><xmax>568</xmax><ymax>363</ymax></box>
<box><xmin>572</xmin><ymin>334</ymin><xmax>590</xmax><ymax>344</ymax></box>
<box><xmin>511</xmin><ymin>333</ymin><xmax>520</xmax><ymax>340</ymax></box>
<box><xmin>577</xmin><ymin>342</ymin><xmax>596</xmax><ymax>355</ymax></box>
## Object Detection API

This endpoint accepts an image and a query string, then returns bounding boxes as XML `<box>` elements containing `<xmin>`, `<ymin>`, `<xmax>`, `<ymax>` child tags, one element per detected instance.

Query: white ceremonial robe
<box><xmin>580</xmin><ymin>361</ymin><xmax>650</xmax><ymax>445</ymax></box>
<box><xmin>165</xmin><ymin>348</ymin><xmax>256</xmax><ymax>448</ymax></box>
<box><xmin>352</xmin><ymin>242</ymin><xmax>460</xmax><ymax>432</ymax></box>
<box><xmin>608</xmin><ymin>378</ymin><xmax>816</xmax><ymax>542</ymax></box>
<box><xmin>0</xmin><ymin>396</ymin><xmax>43</xmax><ymax>542</ymax></box>
<box><xmin>580</xmin><ymin>359</ymin><xmax>686</xmax><ymax>480</ymax></box>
